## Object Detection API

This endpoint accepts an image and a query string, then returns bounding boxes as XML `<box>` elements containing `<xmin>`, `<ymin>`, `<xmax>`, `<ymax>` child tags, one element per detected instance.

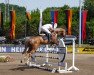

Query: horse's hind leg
<box><xmin>24</xmin><ymin>43</ymin><xmax>40</xmax><ymax>63</ymax></box>
<box><xmin>22</xmin><ymin>42</ymin><xmax>29</xmax><ymax>54</ymax></box>
<box><xmin>27</xmin><ymin>48</ymin><xmax>36</xmax><ymax>57</ymax></box>
<box><xmin>21</xmin><ymin>43</ymin><xmax>29</xmax><ymax>63</ymax></box>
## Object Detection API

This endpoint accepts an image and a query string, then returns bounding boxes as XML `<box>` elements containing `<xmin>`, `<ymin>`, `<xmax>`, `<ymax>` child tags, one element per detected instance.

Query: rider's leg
<box><xmin>47</xmin><ymin>33</ymin><xmax>51</xmax><ymax>42</ymax></box>
<box><xmin>42</xmin><ymin>32</ymin><xmax>51</xmax><ymax>42</ymax></box>
<box><xmin>41</xmin><ymin>28</ymin><xmax>51</xmax><ymax>42</ymax></box>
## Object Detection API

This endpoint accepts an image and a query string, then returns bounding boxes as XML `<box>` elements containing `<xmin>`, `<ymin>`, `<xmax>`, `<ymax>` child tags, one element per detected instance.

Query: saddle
<box><xmin>41</xmin><ymin>34</ymin><xmax>58</xmax><ymax>45</ymax></box>
<box><xmin>39</xmin><ymin>31</ymin><xmax>58</xmax><ymax>45</ymax></box>
<box><xmin>42</xmin><ymin>34</ymin><xmax>51</xmax><ymax>41</ymax></box>
<box><xmin>39</xmin><ymin>32</ymin><xmax>51</xmax><ymax>42</ymax></box>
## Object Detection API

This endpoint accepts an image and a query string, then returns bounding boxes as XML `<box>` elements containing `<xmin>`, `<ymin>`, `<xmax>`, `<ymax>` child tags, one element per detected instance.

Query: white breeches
<box><xmin>41</xmin><ymin>27</ymin><xmax>51</xmax><ymax>34</ymax></box>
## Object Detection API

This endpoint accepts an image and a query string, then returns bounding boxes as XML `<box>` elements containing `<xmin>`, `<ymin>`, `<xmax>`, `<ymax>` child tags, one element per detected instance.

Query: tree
<box><xmin>84</xmin><ymin>0</ymin><xmax>94</xmax><ymax>20</ymax></box>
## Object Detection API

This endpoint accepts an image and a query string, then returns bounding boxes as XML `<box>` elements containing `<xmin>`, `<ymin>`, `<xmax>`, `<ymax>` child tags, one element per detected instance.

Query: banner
<box><xmin>54</xmin><ymin>10</ymin><xmax>58</xmax><ymax>23</ymax></box>
<box><xmin>0</xmin><ymin>45</ymin><xmax>24</xmax><ymax>53</ymax></box>
<box><xmin>26</xmin><ymin>12</ymin><xmax>31</xmax><ymax>20</ymax></box>
<box><xmin>51</xmin><ymin>10</ymin><xmax>54</xmax><ymax>28</ymax></box>
<box><xmin>67</xmin><ymin>47</ymin><xmax>94</xmax><ymax>54</ymax></box>
<box><xmin>0</xmin><ymin>11</ymin><xmax>1</xmax><ymax>28</ymax></box>
<box><xmin>51</xmin><ymin>10</ymin><xmax>58</xmax><ymax>28</ymax></box>
<box><xmin>25</xmin><ymin>12</ymin><xmax>31</xmax><ymax>36</ymax></box>
<box><xmin>81</xmin><ymin>10</ymin><xmax>87</xmax><ymax>41</ymax></box>
<box><xmin>65</xmin><ymin>9</ymin><xmax>72</xmax><ymax>35</ymax></box>
<box><xmin>0</xmin><ymin>11</ymin><xmax>4</xmax><ymax>36</ymax></box>
<box><xmin>10</xmin><ymin>10</ymin><xmax>16</xmax><ymax>40</ymax></box>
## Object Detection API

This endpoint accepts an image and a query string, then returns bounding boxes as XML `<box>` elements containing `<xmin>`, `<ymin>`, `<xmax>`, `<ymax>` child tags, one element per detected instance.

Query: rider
<box><xmin>41</xmin><ymin>23</ymin><xmax>57</xmax><ymax>42</ymax></box>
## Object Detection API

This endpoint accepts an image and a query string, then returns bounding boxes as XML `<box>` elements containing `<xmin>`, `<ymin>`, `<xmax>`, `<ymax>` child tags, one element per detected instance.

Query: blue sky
<box><xmin>0</xmin><ymin>0</ymin><xmax>80</xmax><ymax>11</ymax></box>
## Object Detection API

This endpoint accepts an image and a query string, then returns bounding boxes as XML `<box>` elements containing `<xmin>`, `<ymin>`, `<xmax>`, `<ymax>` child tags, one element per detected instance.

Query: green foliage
<box><xmin>30</xmin><ymin>9</ymin><xmax>40</xmax><ymax>36</ymax></box>
<box><xmin>0</xmin><ymin>3</ymin><xmax>26</xmax><ymax>39</ymax></box>
<box><xmin>84</xmin><ymin>0</ymin><xmax>94</xmax><ymax>20</ymax></box>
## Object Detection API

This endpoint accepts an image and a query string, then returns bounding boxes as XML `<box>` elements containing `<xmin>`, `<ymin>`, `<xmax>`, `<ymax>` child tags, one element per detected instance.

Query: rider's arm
<box><xmin>49</xmin><ymin>27</ymin><xmax>54</xmax><ymax>32</ymax></box>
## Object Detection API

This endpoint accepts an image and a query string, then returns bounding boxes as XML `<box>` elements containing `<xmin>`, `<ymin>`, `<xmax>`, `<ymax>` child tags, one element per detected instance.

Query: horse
<box><xmin>22</xmin><ymin>28</ymin><xmax>66</xmax><ymax>61</ymax></box>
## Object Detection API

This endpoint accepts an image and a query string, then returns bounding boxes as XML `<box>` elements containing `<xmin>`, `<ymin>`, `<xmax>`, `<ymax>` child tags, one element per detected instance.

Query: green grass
<box><xmin>0</xmin><ymin>58</ymin><xmax>7</xmax><ymax>62</ymax></box>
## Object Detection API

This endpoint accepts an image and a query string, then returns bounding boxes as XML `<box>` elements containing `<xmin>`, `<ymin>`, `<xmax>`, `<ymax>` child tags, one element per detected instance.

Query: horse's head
<box><xmin>55</xmin><ymin>28</ymin><xmax>66</xmax><ymax>38</ymax></box>
<box><xmin>50</xmin><ymin>31</ymin><xmax>58</xmax><ymax>44</ymax></box>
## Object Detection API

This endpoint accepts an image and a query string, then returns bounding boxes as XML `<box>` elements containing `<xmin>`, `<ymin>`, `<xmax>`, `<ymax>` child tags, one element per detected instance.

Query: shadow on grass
<box><xmin>10</xmin><ymin>64</ymin><xmax>56</xmax><ymax>73</ymax></box>
<box><xmin>10</xmin><ymin>64</ymin><xmax>35</xmax><ymax>71</ymax></box>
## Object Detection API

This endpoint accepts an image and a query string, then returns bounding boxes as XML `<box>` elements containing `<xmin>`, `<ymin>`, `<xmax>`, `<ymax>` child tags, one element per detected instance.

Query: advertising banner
<box><xmin>0</xmin><ymin>45</ymin><xmax>24</xmax><ymax>53</ymax></box>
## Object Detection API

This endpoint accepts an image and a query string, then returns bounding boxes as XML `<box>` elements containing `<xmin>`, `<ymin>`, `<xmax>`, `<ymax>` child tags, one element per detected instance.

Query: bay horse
<box><xmin>22</xmin><ymin>28</ymin><xmax>66</xmax><ymax>60</ymax></box>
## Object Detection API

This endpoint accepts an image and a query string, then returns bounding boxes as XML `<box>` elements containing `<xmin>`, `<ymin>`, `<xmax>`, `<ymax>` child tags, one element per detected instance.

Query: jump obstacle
<box><xmin>25</xmin><ymin>35</ymin><xmax>79</xmax><ymax>73</ymax></box>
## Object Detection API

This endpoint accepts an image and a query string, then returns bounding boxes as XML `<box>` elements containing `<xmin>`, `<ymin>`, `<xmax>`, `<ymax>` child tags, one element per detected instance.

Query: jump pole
<box><xmin>45</xmin><ymin>45</ymin><xmax>49</xmax><ymax>63</ymax></box>
<box><xmin>42</xmin><ymin>45</ymin><xmax>51</xmax><ymax>66</ymax></box>
<box><xmin>67</xmin><ymin>37</ymin><xmax>79</xmax><ymax>71</ymax></box>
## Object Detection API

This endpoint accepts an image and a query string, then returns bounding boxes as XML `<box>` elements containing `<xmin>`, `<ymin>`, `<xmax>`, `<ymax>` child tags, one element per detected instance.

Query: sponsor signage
<box><xmin>0</xmin><ymin>45</ymin><xmax>25</xmax><ymax>53</ymax></box>
<box><xmin>1</xmin><ymin>45</ymin><xmax>94</xmax><ymax>54</ymax></box>
<box><xmin>83</xmin><ymin>47</ymin><xmax>94</xmax><ymax>52</ymax></box>
<box><xmin>67</xmin><ymin>47</ymin><xmax>94</xmax><ymax>54</ymax></box>
<box><xmin>77</xmin><ymin>47</ymin><xmax>94</xmax><ymax>54</ymax></box>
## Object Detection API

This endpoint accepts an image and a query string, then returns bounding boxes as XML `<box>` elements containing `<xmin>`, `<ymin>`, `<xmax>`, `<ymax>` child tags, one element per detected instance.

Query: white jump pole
<box><xmin>42</xmin><ymin>45</ymin><xmax>49</xmax><ymax>66</ymax></box>
<box><xmin>68</xmin><ymin>38</ymin><xmax>79</xmax><ymax>71</ymax></box>
<box><xmin>46</xmin><ymin>45</ymin><xmax>49</xmax><ymax>63</ymax></box>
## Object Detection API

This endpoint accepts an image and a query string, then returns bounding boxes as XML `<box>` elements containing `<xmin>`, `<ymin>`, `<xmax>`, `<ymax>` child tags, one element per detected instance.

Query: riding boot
<box><xmin>43</xmin><ymin>32</ymin><xmax>51</xmax><ymax>42</ymax></box>
<box><xmin>48</xmin><ymin>34</ymin><xmax>51</xmax><ymax>42</ymax></box>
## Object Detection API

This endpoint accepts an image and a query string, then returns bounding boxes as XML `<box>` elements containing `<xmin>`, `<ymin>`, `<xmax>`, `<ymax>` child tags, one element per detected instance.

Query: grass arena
<box><xmin>0</xmin><ymin>53</ymin><xmax>94</xmax><ymax>75</ymax></box>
